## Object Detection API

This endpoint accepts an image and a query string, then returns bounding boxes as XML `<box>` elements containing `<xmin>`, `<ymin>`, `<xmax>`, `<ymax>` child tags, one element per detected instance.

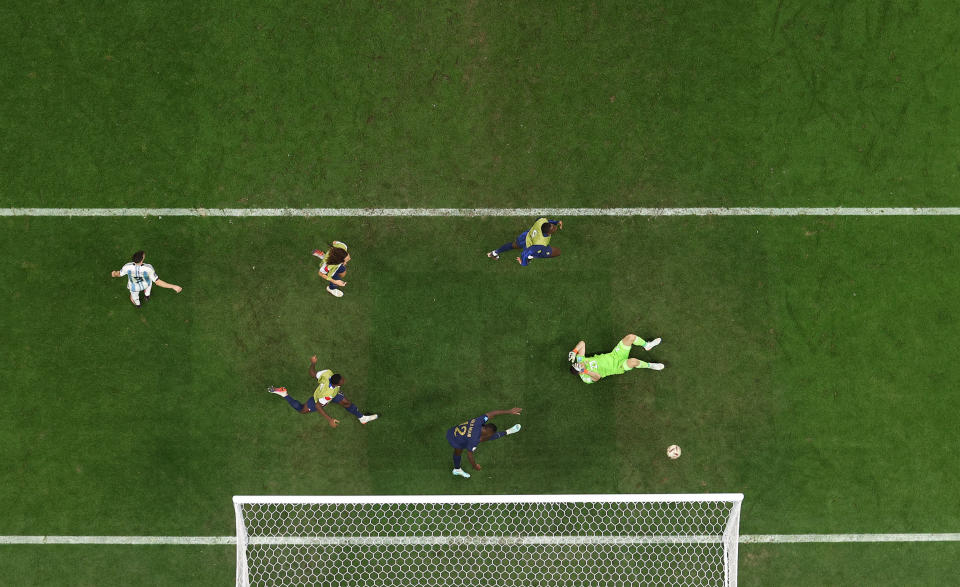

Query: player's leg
<box><xmin>334</xmin><ymin>394</ymin><xmax>378</xmax><ymax>423</ymax></box>
<box><xmin>623</xmin><ymin>333</ymin><xmax>661</xmax><ymax>351</ymax></box>
<box><xmin>326</xmin><ymin>266</ymin><xmax>346</xmax><ymax>297</ymax></box>
<box><xmin>611</xmin><ymin>337</ymin><xmax>633</xmax><ymax>362</ymax></box>
<box><xmin>129</xmin><ymin>290</ymin><xmax>141</xmax><ymax>307</ymax></box>
<box><xmin>333</xmin><ymin>394</ymin><xmax>362</xmax><ymax>418</ymax></box>
<box><xmin>488</xmin><ymin>238</ymin><xmax>519</xmax><ymax>257</ymax></box>
<box><xmin>488</xmin><ymin>231</ymin><xmax>528</xmax><ymax>258</ymax></box>
<box><xmin>327</xmin><ymin>266</ymin><xmax>346</xmax><ymax>289</ymax></box>
<box><xmin>452</xmin><ymin>448</ymin><xmax>471</xmax><ymax>478</ymax></box>
<box><xmin>486</xmin><ymin>427</ymin><xmax>520</xmax><ymax>441</ymax></box>
<box><xmin>267</xmin><ymin>387</ymin><xmax>315</xmax><ymax>413</ymax></box>
<box><xmin>624</xmin><ymin>358</ymin><xmax>664</xmax><ymax>371</ymax></box>
<box><xmin>143</xmin><ymin>283</ymin><xmax>153</xmax><ymax>302</ymax></box>
<box><xmin>517</xmin><ymin>245</ymin><xmax>557</xmax><ymax>266</ymax></box>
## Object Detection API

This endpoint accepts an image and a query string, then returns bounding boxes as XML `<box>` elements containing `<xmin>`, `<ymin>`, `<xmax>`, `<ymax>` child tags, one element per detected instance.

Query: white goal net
<box><xmin>234</xmin><ymin>494</ymin><xmax>743</xmax><ymax>587</ymax></box>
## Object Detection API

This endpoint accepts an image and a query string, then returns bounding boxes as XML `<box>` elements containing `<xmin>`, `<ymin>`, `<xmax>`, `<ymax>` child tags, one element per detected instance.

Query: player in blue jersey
<box><xmin>486</xmin><ymin>217</ymin><xmax>563</xmax><ymax>266</ymax></box>
<box><xmin>446</xmin><ymin>407</ymin><xmax>522</xmax><ymax>478</ymax></box>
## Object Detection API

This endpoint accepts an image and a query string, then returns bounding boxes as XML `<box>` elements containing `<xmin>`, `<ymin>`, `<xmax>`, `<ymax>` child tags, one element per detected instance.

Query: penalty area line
<box><xmin>3</xmin><ymin>207</ymin><xmax>960</xmax><ymax>217</ymax></box>
<box><xmin>2</xmin><ymin>534</ymin><xmax>960</xmax><ymax>545</ymax></box>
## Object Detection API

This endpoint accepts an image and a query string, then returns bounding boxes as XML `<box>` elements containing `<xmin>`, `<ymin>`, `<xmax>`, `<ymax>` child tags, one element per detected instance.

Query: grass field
<box><xmin>2</xmin><ymin>1</ymin><xmax>960</xmax><ymax>585</ymax></box>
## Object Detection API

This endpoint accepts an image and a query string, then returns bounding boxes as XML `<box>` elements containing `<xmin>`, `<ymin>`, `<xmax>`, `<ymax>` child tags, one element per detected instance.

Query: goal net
<box><xmin>234</xmin><ymin>493</ymin><xmax>743</xmax><ymax>587</ymax></box>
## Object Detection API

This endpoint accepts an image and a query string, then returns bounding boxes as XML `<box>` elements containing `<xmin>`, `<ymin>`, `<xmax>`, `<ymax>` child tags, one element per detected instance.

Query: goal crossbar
<box><xmin>234</xmin><ymin>493</ymin><xmax>744</xmax><ymax>505</ymax></box>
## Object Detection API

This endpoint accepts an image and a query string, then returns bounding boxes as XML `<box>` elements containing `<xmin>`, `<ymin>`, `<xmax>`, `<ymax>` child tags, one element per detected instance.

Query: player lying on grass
<box><xmin>487</xmin><ymin>217</ymin><xmax>563</xmax><ymax>266</ymax></box>
<box><xmin>268</xmin><ymin>356</ymin><xmax>377</xmax><ymax>427</ymax></box>
<box><xmin>110</xmin><ymin>250</ymin><xmax>182</xmax><ymax>307</ymax></box>
<box><xmin>569</xmin><ymin>334</ymin><xmax>664</xmax><ymax>383</ymax></box>
<box><xmin>446</xmin><ymin>408</ymin><xmax>522</xmax><ymax>478</ymax></box>
<box><xmin>312</xmin><ymin>241</ymin><xmax>350</xmax><ymax>298</ymax></box>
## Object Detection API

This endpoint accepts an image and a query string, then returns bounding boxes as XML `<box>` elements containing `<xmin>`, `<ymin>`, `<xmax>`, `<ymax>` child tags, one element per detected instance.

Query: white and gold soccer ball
<box><xmin>666</xmin><ymin>445</ymin><xmax>682</xmax><ymax>459</ymax></box>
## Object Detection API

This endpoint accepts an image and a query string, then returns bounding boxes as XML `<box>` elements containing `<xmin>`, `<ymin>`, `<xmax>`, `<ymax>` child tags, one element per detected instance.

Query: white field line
<box><xmin>3</xmin><ymin>207</ymin><xmax>960</xmax><ymax>217</ymax></box>
<box><xmin>2</xmin><ymin>534</ymin><xmax>959</xmax><ymax>545</ymax></box>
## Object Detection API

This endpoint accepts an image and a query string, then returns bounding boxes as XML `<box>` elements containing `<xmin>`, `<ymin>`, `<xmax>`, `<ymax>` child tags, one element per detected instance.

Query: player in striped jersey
<box><xmin>487</xmin><ymin>217</ymin><xmax>563</xmax><ymax>266</ymax></box>
<box><xmin>569</xmin><ymin>334</ymin><xmax>664</xmax><ymax>383</ymax></box>
<box><xmin>446</xmin><ymin>407</ymin><xmax>522</xmax><ymax>478</ymax></box>
<box><xmin>312</xmin><ymin>241</ymin><xmax>350</xmax><ymax>298</ymax></box>
<box><xmin>267</xmin><ymin>356</ymin><xmax>378</xmax><ymax>428</ymax></box>
<box><xmin>110</xmin><ymin>250</ymin><xmax>182</xmax><ymax>307</ymax></box>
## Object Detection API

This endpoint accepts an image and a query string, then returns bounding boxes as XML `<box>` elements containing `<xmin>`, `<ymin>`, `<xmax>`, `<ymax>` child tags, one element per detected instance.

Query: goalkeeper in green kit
<box><xmin>569</xmin><ymin>334</ymin><xmax>664</xmax><ymax>383</ymax></box>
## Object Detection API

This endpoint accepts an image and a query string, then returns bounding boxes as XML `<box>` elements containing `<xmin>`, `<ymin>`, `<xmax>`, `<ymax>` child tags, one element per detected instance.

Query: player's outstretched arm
<box><xmin>111</xmin><ymin>270</ymin><xmax>122</xmax><ymax>277</ymax></box>
<box><xmin>568</xmin><ymin>341</ymin><xmax>586</xmax><ymax>362</ymax></box>
<box><xmin>466</xmin><ymin>451</ymin><xmax>481</xmax><ymax>471</ymax></box>
<box><xmin>308</xmin><ymin>356</ymin><xmax>318</xmax><ymax>378</ymax></box>
<box><xmin>485</xmin><ymin>407</ymin><xmax>522</xmax><ymax>418</ymax></box>
<box><xmin>155</xmin><ymin>279</ymin><xmax>183</xmax><ymax>293</ymax></box>
<box><xmin>317</xmin><ymin>405</ymin><xmax>339</xmax><ymax>428</ymax></box>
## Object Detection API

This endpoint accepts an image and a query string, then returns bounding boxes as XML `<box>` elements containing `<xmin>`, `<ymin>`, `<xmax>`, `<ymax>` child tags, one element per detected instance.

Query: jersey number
<box><xmin>453</xmin><ymin>425</ymin><xmax>468</xmax><ymax>437</ymax></box>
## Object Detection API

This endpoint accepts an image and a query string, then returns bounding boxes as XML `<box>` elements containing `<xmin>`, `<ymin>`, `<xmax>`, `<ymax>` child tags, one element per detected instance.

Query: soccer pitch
<box><xmin>3</xmin><ymin>2</ymin><xmax>960</xmax><ymax>585</ymax></box>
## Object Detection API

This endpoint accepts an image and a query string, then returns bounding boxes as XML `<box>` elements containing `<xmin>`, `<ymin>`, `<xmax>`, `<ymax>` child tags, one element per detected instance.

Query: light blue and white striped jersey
<box><xmin>120</xmin><ymin>262</ymin><xmax>158</xmax><ymax>293</ymax></box>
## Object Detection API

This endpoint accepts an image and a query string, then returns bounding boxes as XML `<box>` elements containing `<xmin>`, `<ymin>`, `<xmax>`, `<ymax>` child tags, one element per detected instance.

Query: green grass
<box><xmin>2</xmin><ymin>0</ymin><xmax>960</xmax><ymax>584</ymax></box>
<box><xmin>740</xmin><ymin>542</ymin><xmax>960</xmax><ymax>586</ymax></box>
<box><xmin>2</xmin><ymin>217</ymin><xmax>960</xmax><ymax>584</ymax></box>
<box><xmin>1</xmin><ymin>545</ymin><xmax>234</xmax><ymax>587</ymax></box>
<box><xmin>2</xmin><ymin>1</ymin><xmax>959</xmax><ymax>209</ymax></box>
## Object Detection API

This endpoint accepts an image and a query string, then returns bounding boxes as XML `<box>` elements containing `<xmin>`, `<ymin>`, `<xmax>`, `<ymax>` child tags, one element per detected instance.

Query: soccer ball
<box><xmin>666</xmin><ymin>445</ymin><xmax>681</xmax><ymax>459</ymax></box>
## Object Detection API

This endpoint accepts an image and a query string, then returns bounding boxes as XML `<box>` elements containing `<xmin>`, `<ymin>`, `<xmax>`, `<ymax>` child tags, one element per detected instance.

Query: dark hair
<box><xmin>330</xmin><ymin>374</ymin><xmax>343</xmax><ymax>385</ymax></box>
<box><xmin>132</xmin><ymin>250</ymin><xmax>145</xmax><ymax>263</ymax></box>
<box><xmin>570</xmin><ymin>365</ymin><xmax>580</xmax><ymax>375</ymax></box>
<box><xmin>483</xmin><ymin>422</ymin><xmax>498</xmax><ymax>433</ymax></box>
<box><xmin>546</xmin><ymin>222</ymin><xmax>558</xmax><ymax>234</ymax></box>
<box><xmin>326</xmin><ymin>247</ymin><xmax>348</xmax><ymax>264</ymax></box>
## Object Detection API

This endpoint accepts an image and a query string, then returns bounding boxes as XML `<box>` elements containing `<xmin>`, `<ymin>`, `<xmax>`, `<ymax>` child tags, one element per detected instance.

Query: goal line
<box><xmin>3</xmin><ymin>207</ymin><xmax>960</xmax><ymax>217</ymax></box>
<box><xmin>2</xmin><ymin>533</ymin><xmax>959</xmax><ymax>545</ymax></box>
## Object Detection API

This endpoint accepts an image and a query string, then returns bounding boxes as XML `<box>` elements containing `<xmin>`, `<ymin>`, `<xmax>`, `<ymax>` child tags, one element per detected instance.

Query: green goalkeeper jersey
<box><xmin>577</xmin><ymin>343</ymin><xmax>630</xmax><ymax>383</ymax></box>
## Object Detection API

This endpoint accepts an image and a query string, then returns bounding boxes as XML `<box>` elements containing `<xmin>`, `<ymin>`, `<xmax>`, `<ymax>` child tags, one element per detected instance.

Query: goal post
<box><xmin>234</xmin><ymin>493</ymin><xmax>744</xmax><ymax>587</ymax></box>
